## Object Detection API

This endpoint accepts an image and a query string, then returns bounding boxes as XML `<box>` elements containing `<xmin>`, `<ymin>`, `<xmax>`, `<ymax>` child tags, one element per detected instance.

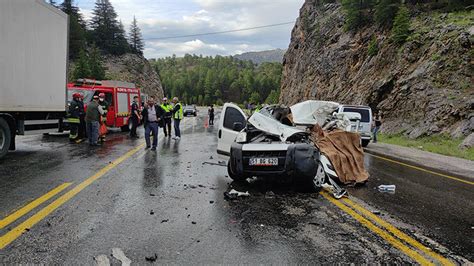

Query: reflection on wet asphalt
<box><xmin>0</xmin><ymin>108</ymin><xmax>472</xmax><ymax>264</ymax></box>
<box><xmin>349</xmin><ymin>154</ymin><xmax>474</xmax><ymax>259</ymax></box>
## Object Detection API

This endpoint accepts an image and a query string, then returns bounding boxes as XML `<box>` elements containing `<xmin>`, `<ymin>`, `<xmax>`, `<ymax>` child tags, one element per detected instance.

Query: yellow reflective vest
<box><xmin>174</xmin><ymin>103</ymin><xmax>183</xmax><ymax>120</ymax></box>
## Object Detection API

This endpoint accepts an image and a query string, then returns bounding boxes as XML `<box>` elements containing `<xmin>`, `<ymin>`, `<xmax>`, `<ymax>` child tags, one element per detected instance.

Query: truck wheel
<box><xmin>121</xmin><ymin>124</ymin><xmax>130</xmax><ymax>132</ymax></box>
<box><xmin>227</xmin><ymin>160</ymin><xmax>246</xmax><ymax>182</ymax></box>
<box><xmin>0</xmin><ymin>118</ymin><xmax>12</xmax><ymax>159</ymax></box>
<box><xmin>362</xmin><ymin>139</ymin><xmax>370</xmax><ymax>147</ymax></box>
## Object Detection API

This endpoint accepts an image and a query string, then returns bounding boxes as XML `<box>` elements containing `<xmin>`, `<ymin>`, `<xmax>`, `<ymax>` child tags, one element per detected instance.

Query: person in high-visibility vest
<box><xmin>160</xmin><ymin>97</ymin><xmax>173</xmax><ymax>138</ymax></box>
<box><xmin>67</xmin><ymin>93</ymin><xmax>85</xmax><ymax>143</ymax></box>
<box><xmin>171</xmin><ymin>97</ymin><xmax>183</xmax><ymax>140</ymax></box>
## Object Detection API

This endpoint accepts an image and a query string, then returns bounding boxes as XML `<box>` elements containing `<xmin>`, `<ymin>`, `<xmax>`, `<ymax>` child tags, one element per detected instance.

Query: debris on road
<box><xmin>161</xmin><ymin>219</ymin><xmax>169</xmax><ymax>223</ymax></box>
<box><xmin>209</xmin><ymin>200</ymin><xmax>215</xmax><ymax>204</ymax></box>
<box><xmin>191</xmin><ymin>221</ymin><xmax>197</xmax><ymax>224</ymax></box>
<box><xmin>202</xmin><ymin>161</ymin><xmax>226</xmax><ymax>167</ymax></box>
<box><xmin>265</xmin><ymin>191</ymin><xmax>275</xmax><ymax>199</ymax></box>
<box><xmin>112</xmin><ymin>248</ymin><xmax>131</xmax><ymax>266</ymax></box>
<box><xmin>150</xmin><ymin>210</ymin><xmax>155</xmax><ymax>215</ymax></box>
<box><xmin>145</xmin><ymin>253</ymin><xmax>158</xmax><ymax>262</ymax></box>
<box><xmin>94</xmin><ymin>254</ymin><xmax>110</xmax><ymax>266</ymax></box>
<box><xmin>378</xmin><ymin>185</ymin><xmax>396</xmax><ymax>193</ymax></box>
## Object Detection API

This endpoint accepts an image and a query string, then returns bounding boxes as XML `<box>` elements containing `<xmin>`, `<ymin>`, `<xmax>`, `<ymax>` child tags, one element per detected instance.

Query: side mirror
<box><xmin>233</xmin><ymin>122</ymin><xmax>244</xmax><ymax>131</ymax></box>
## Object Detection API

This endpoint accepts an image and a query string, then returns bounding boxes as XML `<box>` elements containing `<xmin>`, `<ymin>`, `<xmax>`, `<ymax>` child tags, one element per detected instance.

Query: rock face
<box><xmin>280</xmin><ymin>1</ymin><xmax>473</xmax><ymax>138</ymax></box>
<box><xmin>103</xmin><ymin>53</ymin><xmax>164</xmax><ymax>99</ymax></box>
<box><xmin>234</xmin><ymin>49</ymin><xmax>286</xmax><ymax>64</ymax></box>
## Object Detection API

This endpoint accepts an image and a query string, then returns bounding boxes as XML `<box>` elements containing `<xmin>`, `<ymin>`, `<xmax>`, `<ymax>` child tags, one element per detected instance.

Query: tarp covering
<box><xmin>310</xmin><ymin>125</ymin><xmax>369</xmax><ymax>184</ymax></box>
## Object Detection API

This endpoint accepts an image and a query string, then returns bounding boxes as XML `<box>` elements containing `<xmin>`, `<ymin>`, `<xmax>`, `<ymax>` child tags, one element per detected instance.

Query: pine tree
<box><xmin>90</xmin><ymin>0</ymin><xmax>129</xmax><ymax>55</ymax></box>
<box><xmin>391</xmin><ymin>4</ymin><xmax>411</xmax><ymax>45</ymax></box>
<box><xmin>60</xmin><ymin>0</ymin><xmax>86</xmax><ymax>59</ymax></box>
<box><xmin>129</xmin><ymin>16</ymin><xmax>145</xmax><ymax>55</ymax></box>
<box><xmin>89</xmin><ymin>45</ymin><xmax>106</xmax><ymax>80</ymax></box>
<box><xmin>375</xmin><ymin>0</ymin><xmax>400</xmax><ymax>27</ymax></box>
<box><xmin>73</xmin><ymin>49</ymin><xmax>91</xmax><ymax>79</ymax></box>
<box><xmin>342</xmin><ymin>0</ymin><xmax>375</xmax><ymax>31</ymax></box>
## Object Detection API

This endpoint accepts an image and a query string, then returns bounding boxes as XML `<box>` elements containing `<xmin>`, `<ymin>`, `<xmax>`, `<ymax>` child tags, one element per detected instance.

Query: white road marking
<box><xmin>94</xmin><ymin>254</ymin><xmax>110</xmax><ymax>266</ymax></box>
<box><xmin>112</xmin><ymin>248</ymin><xmax>132</xmax><ymax>266</ymax></box>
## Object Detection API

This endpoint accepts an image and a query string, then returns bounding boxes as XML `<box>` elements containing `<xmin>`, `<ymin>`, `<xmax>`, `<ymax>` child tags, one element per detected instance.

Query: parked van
<box><xmin>337</xmin><ymin>105</ymin><xmax>373</xmax><ymax>147</ymax></box>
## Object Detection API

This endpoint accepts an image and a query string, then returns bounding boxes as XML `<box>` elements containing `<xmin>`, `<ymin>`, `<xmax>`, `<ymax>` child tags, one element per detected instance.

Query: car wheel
<box><xmin>362</xmin><ymin>139</ymin><xmax>370</xmax><ymax>147</ymax></box>
<box><xmin>227</xmin><ymin>160</ymin><xmax>246</xmax><ymax>182</ymax></box>
<box><xmin>0</xmin><ymin>118</ymin><xmax>12</xmax><ymax>159</ymax></box>
<box><xmin>296</xmin><ymin>162</ymin><xmax>325</xmax><ymax>193</ymax></box>
<box><xmin>193</xmin><ymin>113</ymin><xmax>197</xmax><ymax>117</ymax></box>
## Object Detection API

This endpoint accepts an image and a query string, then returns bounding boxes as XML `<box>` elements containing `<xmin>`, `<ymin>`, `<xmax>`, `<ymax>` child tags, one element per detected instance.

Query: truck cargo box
<box><xmin>0</xmin><ymin>0</ymin><xmax>68</xmax><ymax>112</ymax></box>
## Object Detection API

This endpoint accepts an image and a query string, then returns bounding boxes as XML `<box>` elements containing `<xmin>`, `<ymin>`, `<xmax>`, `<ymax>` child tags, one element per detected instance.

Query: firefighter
<box><xmin>77</xmin><ymin>94</ymin><xmax>86</xmax><ymax>142</ymax></box>
<box><xmin>172</xmin><ymin>97</ymin><xmax>183</xmax><ymax>140</ymax></box>
<box><xmin>98</xmin><ymin>93</ymin><xmax>109</xmax><ymax>142</ymax></box>
<box><xmin>160</xmin><ymin>97</ymin><xmax>173</xmax><ymax>137</ymax></box>
<box><xmin>67</xmin><ymin>93</ymin><xmax>84</xmax><ymax>143</ymax></box>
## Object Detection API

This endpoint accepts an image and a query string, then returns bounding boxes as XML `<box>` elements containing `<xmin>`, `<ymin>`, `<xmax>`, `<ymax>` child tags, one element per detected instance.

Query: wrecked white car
<box><xmin>217</xmin><ymin>101</ymin><xmax>368</xmax><ymax>196</ymax></box>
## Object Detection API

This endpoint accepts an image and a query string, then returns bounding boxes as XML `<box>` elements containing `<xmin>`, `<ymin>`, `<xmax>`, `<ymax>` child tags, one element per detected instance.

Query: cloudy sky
<box><xmin>75</xmin><ymin>0</ymin><xmax>304</xmax><ymax>59</ymax></box>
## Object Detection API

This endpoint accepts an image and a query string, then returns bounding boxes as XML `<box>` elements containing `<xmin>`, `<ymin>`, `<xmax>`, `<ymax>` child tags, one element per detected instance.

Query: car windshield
<box><xmin>343</xmin><ymin>107</ymin><xmax>370</xmax><ymax>122</ymax></box>
<box><xmin>67</xmin><ymin>89</ymin><xmax>93</xmax><ymax>102</ymax></box>
<box><xmin>185</xmin><ymin>105</ymin><xmax>194</xmax><ymax>109</ymax></box>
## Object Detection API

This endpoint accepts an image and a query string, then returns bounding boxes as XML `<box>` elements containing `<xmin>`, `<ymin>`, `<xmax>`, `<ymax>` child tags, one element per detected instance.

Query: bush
<box><xmin>367</xmin><ymin>36</ymin><xmax>379</xmax><ymax>56</ymax></box>
<box><xmin>375</xmin><ymin>0</ymin><xmax>400</xmax><ymax>27</ymax></box>
<box><xmin>391</xmin><ymin>5</ymin><xmax>411</xmax><ymax>45</ymax></box>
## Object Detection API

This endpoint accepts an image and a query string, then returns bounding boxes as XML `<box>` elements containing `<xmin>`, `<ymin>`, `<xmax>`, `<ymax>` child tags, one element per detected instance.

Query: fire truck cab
<box><xmin>67</xmin><ymin>79</ymin><xmax>141</xmax><ymax>131</ymax></box>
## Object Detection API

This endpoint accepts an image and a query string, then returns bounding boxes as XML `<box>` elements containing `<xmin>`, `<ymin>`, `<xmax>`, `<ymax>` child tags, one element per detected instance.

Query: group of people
<box><xmin>67</xmin><ymin>93</ymin><xmax>184</xmax><ymax>149</ymax></box>
<box><xmin>67</xmin><ymin>93</ymin><xmax>109</xmax><ymax>146</ymax></box>
<box><xmin>129</xmin><ymin>96</ymin><xmax>183</xmax><ymax>151</ymax></box>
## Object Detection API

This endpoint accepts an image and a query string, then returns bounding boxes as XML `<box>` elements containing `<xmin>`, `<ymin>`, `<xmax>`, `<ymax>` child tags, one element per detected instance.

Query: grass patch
<box><xmin>378</xmin><ymin>133</ymin><xmax>474</xmax><ymax>160</ymax></box>
<box><xmin>445</xmin><ymin>10</ymin><xmax>474</xmax><ymax>27</ymax></box>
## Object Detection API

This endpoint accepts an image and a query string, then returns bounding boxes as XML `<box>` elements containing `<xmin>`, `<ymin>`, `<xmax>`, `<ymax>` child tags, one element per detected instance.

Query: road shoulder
<box><xmin>364</xmin><ymin>142</ymin><xmax>474</xmax><ymax>180</ymax></box>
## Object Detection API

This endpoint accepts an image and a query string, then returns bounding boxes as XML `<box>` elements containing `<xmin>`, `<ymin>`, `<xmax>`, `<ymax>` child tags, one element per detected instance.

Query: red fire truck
<box><xmin>67</xmin><ymin>79</ymin><xmax>141</xmax><ymax>131</ymax></box>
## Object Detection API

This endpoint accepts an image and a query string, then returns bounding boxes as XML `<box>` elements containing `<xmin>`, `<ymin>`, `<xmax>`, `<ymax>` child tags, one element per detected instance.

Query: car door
<box><xmin>217</xmin><ymin>103</ymin><xmax>247</xmax><ymax>155</ymax></box>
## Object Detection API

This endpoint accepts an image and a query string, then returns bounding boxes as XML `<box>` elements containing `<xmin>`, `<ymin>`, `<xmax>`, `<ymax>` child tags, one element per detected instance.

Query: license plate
<box><xmin>249</xmin><ymin>158</ymin><xmax>278</xmax><ymax>166</ymax></box>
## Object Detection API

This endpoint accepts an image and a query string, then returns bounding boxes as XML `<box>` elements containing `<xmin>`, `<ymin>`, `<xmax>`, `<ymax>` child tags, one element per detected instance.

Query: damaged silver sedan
<box><xmin>217</xmin><ymin>101</ymin><xmax>369</xmax><ymax>197</ymax></box>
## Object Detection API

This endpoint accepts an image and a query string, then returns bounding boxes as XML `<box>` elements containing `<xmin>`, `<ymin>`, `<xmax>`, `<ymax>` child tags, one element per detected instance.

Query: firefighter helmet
<box><xmin>98</xmin><ymin>92</ymin><xmax>105</xmax><ymax>98</ymax></box>
<box><xmin>72</xmin><ymin>92</ymin><xmax>81</xmax><ymax>99</ymax></box>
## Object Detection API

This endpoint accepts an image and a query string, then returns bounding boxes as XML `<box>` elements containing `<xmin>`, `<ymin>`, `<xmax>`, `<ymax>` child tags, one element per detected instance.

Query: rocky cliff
<box><xmin>280</xmin><ymin>1</ymin><xmax>473</xmax><ymax>140</ymax></box>
<box><xmin>103</xmin><ymin>53</ymin><xmax>164</xmax><ymax>99</ymax></box>
<box><xmin>69</xmin><ymin>53</ymin><xmax>164</xmax><ymax>99</ymax></box>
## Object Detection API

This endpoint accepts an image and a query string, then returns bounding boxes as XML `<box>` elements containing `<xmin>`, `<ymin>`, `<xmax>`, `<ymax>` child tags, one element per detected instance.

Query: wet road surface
<box><xmin>0</xmin><ymin>108</ymin><xmax>472</xmax><ymax>264</ymax></box>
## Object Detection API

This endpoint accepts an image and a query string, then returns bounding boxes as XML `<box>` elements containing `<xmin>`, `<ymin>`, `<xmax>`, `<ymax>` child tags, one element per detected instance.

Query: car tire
<box><xmin>296</xmin><ymin>162</ymin><xmax>325</xmax><ymax>193</ymax></box>
<box><xmin>193</xmin><ymin>113</ymin><xmax>197</xmax><ymax>117</ymax></box>
<box><xmin>227</xmin><ymin>160</ymin><xmax>246</xmax><ymax>182</ymax></box>
<box><xmin>0</xmin><ymin>118</ymin><xmax>12</xmax><ymax>159</ymax></box>
<box><xmin>362</xmin><ymin>139</ymin><xmax>370</xmax><ymax>147</ymax></box>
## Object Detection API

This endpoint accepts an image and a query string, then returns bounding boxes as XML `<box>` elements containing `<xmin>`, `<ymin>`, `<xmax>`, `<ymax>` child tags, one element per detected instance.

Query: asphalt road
<box><xmin>0</xmin><ymin>108</ymin><xmax>472</xmax><ymax>264</ymax></box>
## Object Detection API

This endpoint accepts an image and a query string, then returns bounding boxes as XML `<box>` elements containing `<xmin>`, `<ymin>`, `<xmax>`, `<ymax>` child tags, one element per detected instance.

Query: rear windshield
<box><xmin>343</xmin><ymin>107</ymin><xmax>370</xmax><ymax>122</ymax></box>
<box><xmin>185</xmin><ymin>105</ymin><xmax>194</xmax><ymax>109</ymax></box>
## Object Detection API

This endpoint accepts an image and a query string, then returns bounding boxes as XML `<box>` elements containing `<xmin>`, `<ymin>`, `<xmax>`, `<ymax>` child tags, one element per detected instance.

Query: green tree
<box><xmin>265</xmin><ymin>90</ymin><xmax>280</xmax><ymax>104</ymax></box>
<box><xmin>89</xmin><ymin>0</ymin><xmax>129</xmax><ymax>55</ymax></box>
<box><xmin>128</xmin><ymin>16</ymin><xmax>144</xmax><ymax>55</ymax></box>
<box><xmin>249</xmin><ymin>91</ymin><xmax>261</xmax><ymax>104</ymax></box>
<box><xmin>391</xmin><ymin>4</ymin><xmax>411</xmax><ymax>45</ymax></box>
<box><xmin>73</xmin><ymin>49</ymin><xmax>91</xmax><ymax>79</ymax></box>
<box><xmin>367</xmin><ymin>36</ymin><xmax>378</xmax><ymax>56</ymax></box>
<box><xmin>375</xmin><ymin>0</ymin><xmax>400</xmax><ymax>27</ymax></box>
<box><xmin>342</xmin><ymin>0</ymin><xmax>374</xmax><ymax>31</ymax></box>
<box><xmin>88</xmin><ymin>45</ymin><xmax>106</xmax><ymax>80</ymax></box>
<box><xmin>60</xmin><ymin>0</ymin><xmax>86</xmax><ymax>59</ymax></box>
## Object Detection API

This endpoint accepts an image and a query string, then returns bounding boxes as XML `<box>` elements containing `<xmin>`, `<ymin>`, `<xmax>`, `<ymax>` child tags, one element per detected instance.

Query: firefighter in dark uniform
<box><xmin>67</xmin><ymin>93</ymin><xmax>85</xmax><ymax>143</ymax></box>
<box><xmin>130</xmin><ymin>96</ymin><xmax>140</xmax><ymax>138</ymax></box>
<box><xmin>160</xmin><ymin>97</ymin><xmax>173</xmax><ymax>137</ymax></box>
<box><xmin>98</xmin><ymin>92</ymin><xmax>109</xmax><ymax>142</ymax></box>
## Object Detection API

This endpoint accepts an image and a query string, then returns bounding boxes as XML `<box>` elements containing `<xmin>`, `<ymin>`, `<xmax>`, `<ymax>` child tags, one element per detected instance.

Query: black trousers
<box><xmin>130</xmin><ymin>116</ymin><xmax>139</xmax><ymax>137</ymax></box>
<box><xmin>163</xmin><ymin>118</ymin><xmax>172</xmax><ymax>136</ymax></box>
<box><xmin>209</xmin><ymin>115</ymin><xmax>214</xmax><ymax>125</ymax></box>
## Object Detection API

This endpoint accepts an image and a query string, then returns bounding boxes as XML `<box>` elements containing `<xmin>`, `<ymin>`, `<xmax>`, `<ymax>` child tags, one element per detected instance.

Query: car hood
<box><xmin>248</xmin><ymin>111</ymin><xmax>305</xmax><ymax>142</ymax></box>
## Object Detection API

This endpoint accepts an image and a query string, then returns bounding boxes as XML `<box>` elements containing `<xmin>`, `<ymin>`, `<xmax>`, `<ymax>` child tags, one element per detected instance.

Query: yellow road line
<box><xmin>0</xmin><ymin>143</ymin><xmax>145</xmax><ymax>249</ymax></box>
<box><xmin>367</xmin><ymin>153</ymin><xmax>474</xmax><ymax>186</ymax></box>
<box><xmin>0</xmin><ymin>183</ymin><xmax>72</xmax><ymax>230</ymax></box>
<box><xmin>320</xmin><ymin>191</ymin><xmax>434</xmax><ymax>265</ymax></box>
<box><xmin>342</xmin><ymin>198</ymin><xmax>454</xmax><ymax>266</ymax></box>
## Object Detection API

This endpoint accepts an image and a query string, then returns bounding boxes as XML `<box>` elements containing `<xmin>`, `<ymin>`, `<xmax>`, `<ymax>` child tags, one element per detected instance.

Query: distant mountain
<box><xmin>234</xmin><ymin>49</ymin><xmax>286</xmax><ymax>64</ymax></box>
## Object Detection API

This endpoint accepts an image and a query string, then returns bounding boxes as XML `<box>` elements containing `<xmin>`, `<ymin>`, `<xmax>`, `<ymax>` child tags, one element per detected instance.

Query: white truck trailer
<box><xmin>0</xmin><ymin>0</ymin><xmax>68</xmax><ymax>158</ymax></box>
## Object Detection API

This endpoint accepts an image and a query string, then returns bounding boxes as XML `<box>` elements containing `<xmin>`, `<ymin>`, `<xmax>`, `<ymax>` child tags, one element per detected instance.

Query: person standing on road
<box><xmin>142</xmin><ymin>97</ymin><xmax>164</xmax><ymax>150</ymax></box>
<box><xmin>67</xmin><ymin>93</ymin><xmax>84</xmax><ymax>143</ymax></box>
<box><xmin>85</xmin><ymin>95</ymin><xmax>104</xmax><ymax>146</ymax></box>
<box><xmin>98</xmin><ymin>93</ymin><xmax>109</xmax><ymax>142</ymax></box>
<box><xmin>208</xmin><ymin>104</ymin><xmax>215</xmax><ymax>126</ymax></box>
<box><xmin>130</xmin><ymin>96</ymin><xmax>141</xmax><ymax>138</ymax></box>
<box><xmin>160</xmin><ymin>97</ymin><xmax>173</xmax><ymax>138</ymax></box>
<box><xmin>172</xmin><ymin>97</ymin><xmax>183</xmax><ymax>140</ymax></box>
<box><xmin>372</xmin><ymin>112</ymin><xmax>382</xmax><ymax>143</ymax></box>
<box><xmin>78</xmin><ymin>94</ymin><xmax>87</xmax><ymax>142</ymax></box>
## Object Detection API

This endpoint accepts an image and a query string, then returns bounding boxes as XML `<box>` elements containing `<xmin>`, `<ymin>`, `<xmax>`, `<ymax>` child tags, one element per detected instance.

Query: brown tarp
<box><xmin>310</xmin><ymin>125</ymin><xmax>369</xmax><ymax>184</ymax></box>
